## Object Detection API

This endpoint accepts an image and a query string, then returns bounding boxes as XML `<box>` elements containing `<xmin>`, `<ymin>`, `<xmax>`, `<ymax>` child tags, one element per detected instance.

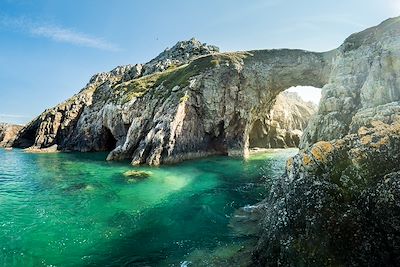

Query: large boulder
<box><xmin>253</xmin><ymin>116</ymin><xmax>400</xmax><ymax>266</ymax></box>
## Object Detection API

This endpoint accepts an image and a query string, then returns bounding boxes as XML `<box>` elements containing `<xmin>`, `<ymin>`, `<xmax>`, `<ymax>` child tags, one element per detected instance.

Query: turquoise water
<box><xmin>0</xmin><ymin>148</ymin><xmax>297</xmax><ymax>267</ymax></box>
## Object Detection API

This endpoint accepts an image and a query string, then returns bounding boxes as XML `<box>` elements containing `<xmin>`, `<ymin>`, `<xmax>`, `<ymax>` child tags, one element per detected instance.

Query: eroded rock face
<box><xmin>253</xmin><ymin>117</ymin><xmax>400</xmax><ymax>266</ymax></box>
<box><xmin>249</xmin><ymin>92</ymin><xmax>317</xmax><ymax>149</ymax></box>
<box><xmin>12</xmin><ymin>17</ymin><xmax>400</xmax><ymax>166</ymax></box>
<box><xmin>0</xmin><ymin>123</ymin><xmax>23</xmax><ymax>147</ymax></box>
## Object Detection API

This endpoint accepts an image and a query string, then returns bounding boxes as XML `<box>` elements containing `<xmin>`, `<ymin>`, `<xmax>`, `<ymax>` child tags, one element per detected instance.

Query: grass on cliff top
<box><xmin>111</xmin><ymin>52</ymin><xmax>251</xmax><ymax>104</ymax></box>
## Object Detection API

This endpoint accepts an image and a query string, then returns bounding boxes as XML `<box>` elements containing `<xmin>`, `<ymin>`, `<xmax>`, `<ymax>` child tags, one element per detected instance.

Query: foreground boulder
<box><xmin>253</xmin><ymin>118</ymin><xmax>400</xmax><ymax>266</ymax></box>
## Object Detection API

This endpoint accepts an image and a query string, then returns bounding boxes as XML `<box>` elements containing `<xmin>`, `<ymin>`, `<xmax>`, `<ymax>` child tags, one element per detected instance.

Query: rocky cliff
<box><xmin>0</xmin><ymin>123</ymin><xmax>23</xmax><ymax>148</ymax></box>
<box><xmin>13</xmin><ymin>40</ymin><xmax>329</xmax><ymax>165</ymax></box>
<box><xmin>300</xmin><ymin>16</ymin><xmax>400</xmax><ymax>148</ymax></box>
<box><xmin>12</xmin><ymin>17</ymin><xmax>400</xmax><ymax>167</ymax></box>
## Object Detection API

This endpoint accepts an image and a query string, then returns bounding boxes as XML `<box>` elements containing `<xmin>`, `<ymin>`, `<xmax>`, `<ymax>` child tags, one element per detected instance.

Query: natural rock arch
<box><xmin>13</xmin><ymin>17</ymin><xmax>400</xmax><ymax>165</ymax></box>
<box><xmin>185</xmin><ymin>49</ymin><xmax>332</xmax><ymax>159</ymax></box>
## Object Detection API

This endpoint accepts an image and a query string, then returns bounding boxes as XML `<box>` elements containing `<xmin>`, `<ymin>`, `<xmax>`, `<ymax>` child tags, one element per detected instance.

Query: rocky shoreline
<box><xmin>2</xmin><ymin>15</ymin><xmax>400</xmax><ymax>266</ymax></box>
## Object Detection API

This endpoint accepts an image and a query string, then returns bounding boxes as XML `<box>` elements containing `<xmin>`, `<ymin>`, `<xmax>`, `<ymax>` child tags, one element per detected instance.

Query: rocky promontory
<box><xmin>0</xmin><ymin>123</ymin><xmax>23</xmax><ymax>148</ymax></box>
<box><xmin>11</xmin><ymin>18</ymin><xmax>400</xmax><ymax>167</ymax></box>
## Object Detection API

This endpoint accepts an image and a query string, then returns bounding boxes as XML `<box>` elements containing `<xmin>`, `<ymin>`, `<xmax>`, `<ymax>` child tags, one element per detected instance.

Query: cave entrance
<box><xmin>102</xmin><ymin>126</ymin><xmax>117</xmax><ymax>151</ymax></box>
<box><xmin>248</xmin><ymin>86</ymin><xmax>321</xmax><ymax>150</ymax></box>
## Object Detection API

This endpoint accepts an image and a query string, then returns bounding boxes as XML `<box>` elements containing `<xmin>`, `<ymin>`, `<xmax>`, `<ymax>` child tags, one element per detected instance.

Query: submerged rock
<box><xmin>123</xmin><ymin>170</ymin><xmax>151</xmax><ymax>183</ymax></box>
<box><xmin>253</xmin><ymin>118</ymin><xmax>400</xmax><ymax>266</ymax></box>
<box><xmin>64</xmin><ymin>183</ymin><xmax>95</xmax><ymax>192</ymax></box>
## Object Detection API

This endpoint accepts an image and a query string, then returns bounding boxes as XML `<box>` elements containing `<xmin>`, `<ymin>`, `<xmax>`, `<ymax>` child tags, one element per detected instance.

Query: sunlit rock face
<box><xmin>13</xmin><ymin>17</ymin><xmax>400</xmax><ymax>166</ymax></box>
<box><xmin>0</xmin><ymin>123</ymin><xmax>23</xmax><ymax>148</ymax></box>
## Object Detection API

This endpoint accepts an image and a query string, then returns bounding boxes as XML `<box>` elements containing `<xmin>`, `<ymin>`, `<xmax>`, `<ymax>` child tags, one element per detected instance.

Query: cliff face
<box><xmin>0</xmin><ymin>123</ymin><xmax>23</xmax><ymax>148</ymax></box>
<box><xmin>12</xmin><ymin>17</ymin><xmax>400</xmax><ymax>166</ymax></box>
<box><xmin>300</xmin><ymin>17</ymin><xmax>400</xmax><ymax>148</ymax></box>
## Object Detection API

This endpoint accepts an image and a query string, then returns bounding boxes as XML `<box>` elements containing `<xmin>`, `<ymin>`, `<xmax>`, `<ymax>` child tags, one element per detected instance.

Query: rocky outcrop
<box><xmin>249</xmin><ymin>92</ymin><xmax>317</xmax><ymax>149</ymax></box>
<box><xmin>13</xmin><ymin>39</ymin><xmax>329</xmax><ymax>164</ymax></box>
<box><xmin>253</xmin><ymin>117</ymin><xmax>400</xmax><ymax>266</ymax></box>
<box><xmin>0</xmin><ymin>123</ymin><xmax>23</xmax><ymax>147</ymax></box>
<box><xmin>12</xmin><ymin>17</ymin><xmax>400</xmax><ymax>166</ymax></box>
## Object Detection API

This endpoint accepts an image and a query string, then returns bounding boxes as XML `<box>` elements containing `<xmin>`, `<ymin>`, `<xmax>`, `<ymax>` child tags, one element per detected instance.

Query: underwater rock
<box><xmin>123</xmin><ymin>170</ymin><xmax>151</xmax><ymax>183</ymax></box>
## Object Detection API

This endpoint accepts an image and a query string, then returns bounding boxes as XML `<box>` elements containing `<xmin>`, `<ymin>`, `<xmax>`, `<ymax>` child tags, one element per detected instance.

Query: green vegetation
<box><xmin>111</xmin><ymin>52</ymin><xmax>250</xmax><ymax>105</ymax></box>
<box><xmin>179</xmin><ymin>93</ymin><xmax>190</xmax><ymax>103</ymax></box>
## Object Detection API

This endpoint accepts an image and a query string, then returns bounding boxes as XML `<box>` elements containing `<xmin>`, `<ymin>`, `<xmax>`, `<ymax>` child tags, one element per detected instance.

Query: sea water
<box><xmin>0</xmin><ymin>148</ymin><xmax>297</xmax><ymax>266</ymax></box>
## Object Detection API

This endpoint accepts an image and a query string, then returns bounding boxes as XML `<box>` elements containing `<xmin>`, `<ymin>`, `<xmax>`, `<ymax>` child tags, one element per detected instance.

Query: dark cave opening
<box><xmin>13</xmin><ymin>123</ymin><xmax>39</xmax><ymax>148</ymax></box>
<box><xmin>208</xmin><ymin>121</ymin><xmax>228</xmax><ymax>155</ymax></box>
<box><xmin>102</xmin><ymin>127</ymin><xmax>117</xmax><ymax>151</ymax></box>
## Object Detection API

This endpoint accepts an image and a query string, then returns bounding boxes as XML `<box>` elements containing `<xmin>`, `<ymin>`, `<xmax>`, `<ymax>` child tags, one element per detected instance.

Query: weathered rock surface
<box><xmin>12</xmin><ymin>17</ymin><xmax>400</xmax><ymax>166</ymax></box>
<box><xmin>0</xmin><ymin>123</ymin><xmax>23</xmax><ymax>147</ymax></box>
<box><xmin>249</xmin><ymin>92</ymin><xmax>317</xmax><ymax>149</ymax></box>
<box><xmin>253</xmin><ymin>117</ymin><xmax>400</xmax><ymax>266</ymax></box>
<box><xmin>300</xmin><ymin>17</ymin><xmax>400</xmax><ymax>148</ymax></box>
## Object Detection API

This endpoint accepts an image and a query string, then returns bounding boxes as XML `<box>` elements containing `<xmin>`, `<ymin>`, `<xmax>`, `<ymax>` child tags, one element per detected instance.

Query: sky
<box><xmin>0</xmin><ymin>0</ymin><xmax>399</xmax><ymax>124</ymax></box>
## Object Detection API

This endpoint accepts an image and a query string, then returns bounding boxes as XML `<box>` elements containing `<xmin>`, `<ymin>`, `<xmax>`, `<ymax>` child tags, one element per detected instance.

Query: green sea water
<box><xmin>0</xmin><ymin>148</ymin><xmax>297</xmax><ymax>267</ymax></box>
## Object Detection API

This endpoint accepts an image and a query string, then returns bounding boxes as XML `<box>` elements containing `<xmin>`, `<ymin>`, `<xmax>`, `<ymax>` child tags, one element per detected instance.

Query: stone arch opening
<box><xmin>247</xmin><ymin>86</ymin><xmax>321</xmax><ymax>151</ymax></box>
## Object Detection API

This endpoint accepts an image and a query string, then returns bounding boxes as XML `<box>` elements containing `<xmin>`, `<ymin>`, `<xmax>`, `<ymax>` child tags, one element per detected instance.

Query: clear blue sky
<box><xmin>0</xmin><ymin>0</ymin><xmax>399</xmax><ymax>124</ymax></box>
